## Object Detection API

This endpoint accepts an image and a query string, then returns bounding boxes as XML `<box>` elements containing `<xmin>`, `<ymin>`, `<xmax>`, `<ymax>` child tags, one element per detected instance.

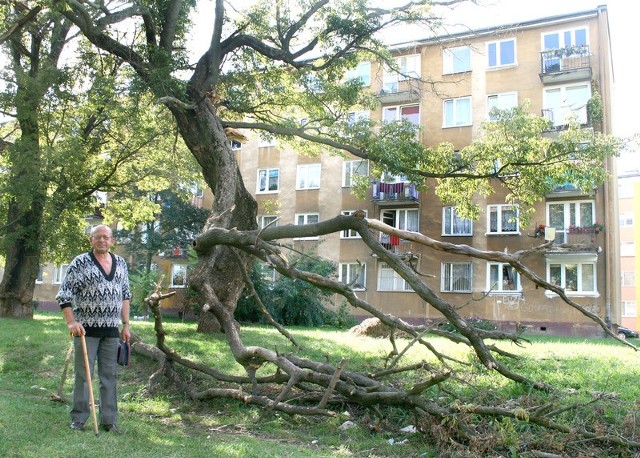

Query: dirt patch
<box><xmin>348</xmin><ymin>318</ymin><xmax>411</xmax><ymax>339</ymax></box>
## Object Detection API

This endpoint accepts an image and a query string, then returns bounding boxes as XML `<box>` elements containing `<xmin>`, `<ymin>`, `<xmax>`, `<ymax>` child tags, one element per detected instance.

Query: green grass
<box><xmin>1</xmin><ymin>312</ymin><xmax>639</xmax><ymax>457</ymax></box>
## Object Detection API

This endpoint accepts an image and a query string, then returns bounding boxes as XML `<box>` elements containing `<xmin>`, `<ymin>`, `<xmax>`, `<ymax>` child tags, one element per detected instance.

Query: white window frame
<box><xmin>487</xmin><ymin>38</ymin><xmax>517</xmax><ymax>68</ymax></box>
<box><xmin>382</xmin><ymin>104</ymin><xmax>420</xmax><ymax>125</ymax></box>
<box><xmin>256</xmin><ymin>168</ymin><xmax>280</xmax><ymax>194</ymax></box>
<box><xmin>487</xmin><ymin>92</ymin><xmax>518</xmax><ymax>120</ymax></box>
<box><xmin>442</xmin><ymin>206</ymin><xmax>473</xmax><ymax>236</ymax></box>
<box><xmin>296</xmin><ymin>164</ymin><xmax>321</xmax><ymax>190</ymax></box>
<box><xmin>621</xmin><ymin>271</ymin><xmax>636</xmax><ymax>287</ymax></box>
<box><xmin>339</xmin><ymin>262</ymin><xmax>366</xmax><ymax>291</ymax></box>
<box><xmin>382</xmin><ymin>54</ymin><xmax>421</xmax><ymax>92</ymax></box>
<box><xmin>346</xmin><ymin>110</ymin><xmax>370</xmax><ymax>125</ymax></box>
<box><xmin>381</xmin><ymin>208</ymin><xmax>419</xmax><ymax>232</ymax></box>
<box><xmin>294</xmin><ymin>213</ymin><xmax>320</xmax><ymax>240</ymax></box>
<box><xmin>35</xmin><ymin>267</ymin><xmax>44</xmax><ymax>284</ymax></box>
<box><xmin>621</xmin><ymin>241</ymin><xmax>635</xmax><ymax>257</ymax></box>
<box><xmin>441</xmin><ymin>262</ymin><xmax>472</xmax><ymax>293</ymax></box>
<box><xmin>345</xmin><ymin>61</ymin><xmax>371</xmax><ymax>87</ymax></box>
<box><xmin>542</xmin><ymin>26</ymin><xmax>589</xmax><ymax>51</ymax></box>
<box><xmin>486</xmin><ymin>262</ymin><xmax>521</xmax><ymax>294</ymax></box>
<box><xmin>377</xmin><ymin>262</ymin><xmax>412</xmax><ymax>292</ymax></box>
<box><xmin>545</xmin><ymin>254</ymin><xmax>598</xmax><ymax>297</ymax></box>
<box><xmin>170</xmin><ymin>264</ymin><xmax>188</xmax><ymax>288</ymax></box>
<box><xmin>443</xmin><ymin>46</ymin><xmax>471</xmax><ymax>74</ymax></box>
<box><xmin>230</xmin><ymin>140</ymin><xmax>242</xmax><ymax>150</ymax></box>
<box><xmin>619</xmin><ymin>212</ymin><xmax>634</xmax><ymax>227</ymax></box>
<box><xmin>546</xmin><ymin>200</ymin><xmax>594</xmax><ymax>244</ymax></box>
<box><xmin>258</xmin><ymin>215</ymin><xmax>278</xmax><ymax>229</ymax></box>
<box><xmin>443</xmin><ymin>96</ymin><xmax>472</xmax><ymax>128</ymax></box>
<box><xmin>543</xmin><ymin>82</ymin><xmax>591</xmax><ymax>127</ymax></box>
<box><xmin>622</xmin><ymin>301</ymin><xmax>637</xmax><ymax>317</ymax></box>
<box><xmin>342</xmin><ymin>160</ymin><xmax>369</xmax><ymax>188</ymax></box>
<box><xmin>487</xmin><ymin>204</ymin><xmax>519</xmax><ymax>235</ymax></box>
<box><xmin>341</xmin><ymin>210</ymin><xmax>367</xmax><ymax>238</ymax></box>
<box><xmin>54</xmin><ymin>264</ymin><xmax>69</xmax><ymax>284</ymax></box>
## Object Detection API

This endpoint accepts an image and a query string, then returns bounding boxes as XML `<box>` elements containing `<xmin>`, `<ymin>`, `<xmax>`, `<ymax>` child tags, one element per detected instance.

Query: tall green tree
<box><xmin>0</xmin><ymin>3</ymin><xmax>202</xmax><ymax>317</ymax></box>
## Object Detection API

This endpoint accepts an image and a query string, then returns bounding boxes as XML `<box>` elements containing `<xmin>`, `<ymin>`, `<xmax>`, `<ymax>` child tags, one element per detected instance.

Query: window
<box><xmin>547</xmin><ymin>200</ymin><xmax>594</xmax><ymax>243</ymax></box>
<box><xmin>621</xmin><ymin>241</ymin><xmax>635</xmax><ymax>257</ymax></box>
<box><xmin>296</xmin><ymin>164</ymin><xmax>321</xmax><ymax>190</ymax></box>
<box><xmin>345</xmin><ymin>61</ymin><xmax>371</xmax><ymax>86</ymax></box>
<box><xmin>443</xmin><ymin>206</ymin><xmax>472</xmax><ymax>236</ymax></box>
<box><xmin>487</xmin><ymin>262</ymin><xmax>520</xmax><ymax>293</ymax></box>
<box><xmin>54</xmin><ymin>264</ymin><xmax>69</xmax><ymax>284</ymax></box>
<box><xmin>382</xmin><ymin>104</ymin><xmax>420</xmax><ymax>125</ymax></box>
<box><xmin>543</xmin><ymin>83</ymin><xmax>590</xmax><ymax>126</ymax></box>
<box><xmin>381</xmin><ymin>208</ymin><xmax>419</xmax><ymax>232</ymax></box>
<box><xmin>618</xmin><ymin>182</ymin><xmax>633</xmax><ymax>199</ymax></box>
<box><xmin>487</xmin><ymin>38</ymin><xmax>516</xmax><ymax>68</ymax></box>
<box><xmin>543</xmin><ymin>27</ymin><xmax>588</xmax><ymax>51</ymax></box>
<box><xmin>343</xmin><ymin>160</ymin><xmax>369</xmax><ymax>187</ymax></box>
<box><xmin>442</xmin><ymin>262</ymin><xmax>472</xmax><ymax>292</ymax></box>
<box><xmin>443</xmin><ymin>46</ymin><xmax>471</xmax><ymax>74</ymax></box>
<box><xmin>346</xmin><ymin>110</ymin><xmax>370</xmax><ymax>125</ymax></box>
<box><xmin>171</xmin><ymin>264</ymin><xmax>187</xmax><ymax>288</ymax></box>
<box><xmin>230</xmin><ymin>140</ymin><xmax>242</xmax><ymax>150</ymax></box>
<box><xmin>339</xmin><ymin>263</ymin><xmax>366</xmax><ymax>290</ymax></box>
<box><xmin>341</xmin><ymin>210</ymin><xmax>367</xmax><ymax>238</ymax></box>
<box><xmin>487</xmin><ymin>204</ymin><xmax>519</xmax><ymax>234</ymax></box>
<box><xmin>622</xmin><ymin>301</ymin><xmax>637</xmax><ymax>317</ymax></box>
<box><xmin>622</xmin><ymin>271</ymin><xmax>636</xmax><ymax>287</ymax></box>
<box><xmin>487</xmin><ymin>92</ymin><xmax>518</xmax><ymax>120</ymax></box>
<box><xmin>378</xmin><ymin>262</ymin><xmax>412</xmax><ymax>291</ymax></box>
<box><xmin>257</xmin><ymin>168</ymin><xmax>279</xmax><ymax>193</ymax></box>
<box><xmin>258</xmin><ymin>135</ymin><xmax>276</xmax><ymax>148</ymax></box>
<box><xmin>620</xmin><ymin>212</ymin><xmax>634</xmax><ymax>227</ymax></box>
<box><xmin>36</xmin><ymin>268</ymin><xmax>44</xmax><ymax>284</ymax></box>
<box><xmin>443</xmin><ymin>97</ymin><xmax>471</xmax><ymax>127</ymax></box>
<box><xmin>258</xmin><ymin>215</ymin><xmax>278</xmax><ymax>229</ymax></box>
<box><xmin>382</xmin><ymin>54</ymin><xmax>421</xmax><ymax>92</ymax></box>
<box><xmin>546</xmin><ymin>255</ymin><xmax>597</xmax><ymax>296</ymax></box>
<box><xmin>295</xmin><ymin>213</ymin><xmax>320</xmax><ymax>240</ymax></box>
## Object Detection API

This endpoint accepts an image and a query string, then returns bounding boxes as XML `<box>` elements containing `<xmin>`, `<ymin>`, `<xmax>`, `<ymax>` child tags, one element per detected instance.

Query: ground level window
<box><xmin>339</xmin><ymin>263</ymin><xmax>366</xmax><ymax>290</ymax></box>
<box><xmin>441</xmin><ymin>262</ymin><xmax>472</xmax><ymax>292</ymax></box>
<box><xmin>378</xmin><ymin>263</ymin><xmax>412</xmax><ymax>292</ymax></box>
<box><xmin>487</xmin><ymin>262</ymin><xmax>520</xmax><ymax>293</ymax></box>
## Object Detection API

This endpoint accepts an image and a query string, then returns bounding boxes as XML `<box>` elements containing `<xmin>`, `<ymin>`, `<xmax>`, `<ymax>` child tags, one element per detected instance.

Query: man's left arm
<box><xmin>120</xmin><ymin>299</ymin><xmax>130</xmax><ymax>342</ymax></box>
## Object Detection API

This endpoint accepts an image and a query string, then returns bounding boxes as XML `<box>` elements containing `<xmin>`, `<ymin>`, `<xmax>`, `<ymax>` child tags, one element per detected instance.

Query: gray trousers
<box><xmin>72</xmin><ymin>336</ymin><xmax>119</xmax><ymax>425</ymax></box>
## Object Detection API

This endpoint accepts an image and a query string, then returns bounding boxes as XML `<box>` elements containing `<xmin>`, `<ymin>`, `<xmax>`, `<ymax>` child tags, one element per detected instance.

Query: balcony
<box><xmin>377</xmin><ymin>88</ymin><xmax>420</xmax><ymax>105</ymax></box>
<box><xmin>377</xmin><ymin>236</ymin><xmax>419</xmax><ymax>260</ymax></box>
<box><xmin>372</xmin><ymin>181</ymin><xmax>419</xmax><ymax>205</ymax></box>
<box><xmin>541</xmin><ymin>106</ymin><xmax>589</xmax><ymax>132</ymax></box>
<box><xmin>544</xmin><ymin>225</ymin><xmax>603</xmax><ymax>254</ymax></box>
<box><xmin>539</xmin><ymin>45</ymin><xmax>592</xmax><ymax>84</ymax></box>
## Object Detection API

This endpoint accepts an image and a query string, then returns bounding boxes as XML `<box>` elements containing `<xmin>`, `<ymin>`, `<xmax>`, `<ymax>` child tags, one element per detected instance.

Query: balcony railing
<box><xmin>378</xmin><ymin>235</ymin><xmax>418</xmax><ymax>259</ymax></box>
<box><xmin>539</xmin><ymin>45</ymin><xmax>592</xmax><ymax>83</ymax></box>
<box><xmin>372</xmin><ymin>182</ymin><xmax>419</xmax><ymax>203</ymax></box>
<box><xmin>541</xmin><ymin>106</ymin><xmax>588</xmax><ymax>129</ymax></box>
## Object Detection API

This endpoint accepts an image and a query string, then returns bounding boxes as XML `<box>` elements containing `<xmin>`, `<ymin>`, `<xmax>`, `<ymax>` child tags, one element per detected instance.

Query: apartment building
<box><xmin>233</xmin><ymin>6</ymin><xmax>620</xmax><ymax>336</ymax></box>
<box><xmin>618</xmin><ymin>169</ymin><xmax>639</xmax><ymax>331</ymax></box>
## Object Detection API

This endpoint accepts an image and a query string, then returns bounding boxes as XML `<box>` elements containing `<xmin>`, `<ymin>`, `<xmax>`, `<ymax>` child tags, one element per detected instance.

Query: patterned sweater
<box><xmin>56</xmin><ymin>252</ymin><xmax>131</xmax><ymax>329</ymax></box>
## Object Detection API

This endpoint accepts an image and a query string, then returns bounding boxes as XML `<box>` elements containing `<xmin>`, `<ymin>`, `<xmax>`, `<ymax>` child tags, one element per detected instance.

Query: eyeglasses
<box><xmin>91</xmin><ymin>235</ymin><xmax>113</xmax><ymax>241</ymax></box>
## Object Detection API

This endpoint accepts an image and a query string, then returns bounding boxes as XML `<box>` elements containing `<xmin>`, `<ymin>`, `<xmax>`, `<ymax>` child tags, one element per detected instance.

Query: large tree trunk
<box><xmin>166</xmin><ymin>78</ymin><xmax>258</xmax><ymax>333</ymax></box>
<box><xmin>0</xmin><ymin>128</ymin><xmax>44</xmax><ymax>319</ymax></box>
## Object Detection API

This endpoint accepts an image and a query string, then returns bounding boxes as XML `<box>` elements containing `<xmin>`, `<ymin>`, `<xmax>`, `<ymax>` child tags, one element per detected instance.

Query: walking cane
<box><xmin>80</xmin><ymin>334</ymin><xmax>99</xmax><ymax>437</ymax></box>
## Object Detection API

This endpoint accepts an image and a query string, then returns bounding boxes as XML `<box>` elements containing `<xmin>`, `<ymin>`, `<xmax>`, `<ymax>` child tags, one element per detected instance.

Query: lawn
<box><xmin>1</xmin><ymin>312</ymin><xmax>639</xmax><ymax>457</ymax></box>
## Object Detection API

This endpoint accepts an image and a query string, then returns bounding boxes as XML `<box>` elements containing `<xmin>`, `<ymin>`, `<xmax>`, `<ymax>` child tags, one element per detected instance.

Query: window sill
<box><xmin>170</xmin><ymin>285</ymin><xmax>186</xmax><ymax>289</ymax></box>
<box><xmin>485</xmin><ymin>291</ymin><xmax>522</xmax><ymax>296</ymax></box>
<box><xmin>295</xmin><ymin>187</ymin><xmax>320</xmax><ymax>191</ymax></box>
<box><xmin>485</xmin><ymin>231</ymin><xmax>521</xmax><ymax>236</ymax></box>
<box><xmin>486</xmin><ymin>63</ymin><xmax>518</xmax><ymax>71</ymax></box>
<box><xmin>442</xmin><ymin>233</ymin><xmax>473</xmax><ymax>237</ymax></box>
<box><xmin>256</xmin><ymin>190</ymin><xmax>279</xmax><ymax>195</ymax></box>
<box><xmin>442</xmin><ymin>123</ymin><xmax>472</xmax><ymax>129</ymax></box>
<box><xmin>545</xmin><ymin>291</ymin><xmax>599</xmax><ymax>298</ymax></box>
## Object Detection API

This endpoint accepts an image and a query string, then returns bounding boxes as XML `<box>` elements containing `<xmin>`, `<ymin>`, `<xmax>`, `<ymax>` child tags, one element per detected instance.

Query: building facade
<box><xmin>233</xmin><ymin>6</ymin><xmax>619</xmax><ymax>336</ymax></box>
<box><xmin>618</xmin><ymin>169</ymin><xmax>639</xmax><ymax>331</ymax></box>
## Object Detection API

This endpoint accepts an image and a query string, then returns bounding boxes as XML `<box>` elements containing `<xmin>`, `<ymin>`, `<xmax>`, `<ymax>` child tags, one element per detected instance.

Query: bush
<box><xmin>439</xmin><ymin>315</ymin><xmax>497</xmax><ymax>333</ymax></box>
<box><xmin>129</xmin><ymin>268</ymin><xmax>159</xmax><ymax>317</ymax></box>
<box><xmin>236</xmin><ymin>254</ymin><xmax>339</xmax><ymax>327</ymax></box>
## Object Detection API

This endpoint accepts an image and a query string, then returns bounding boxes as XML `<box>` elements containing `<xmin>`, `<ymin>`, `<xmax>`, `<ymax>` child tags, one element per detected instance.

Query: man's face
<box><xmin>89</xmin><ymin>228</ymin><xmax>115</xmax><ymax>253</ymax></box>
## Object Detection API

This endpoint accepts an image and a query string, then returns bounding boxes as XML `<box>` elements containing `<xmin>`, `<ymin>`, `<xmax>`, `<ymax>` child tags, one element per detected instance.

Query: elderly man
<box><xmin>56</xmin><ymin>224</ymin><xmax>131</xmax><ymax>433</ymax></box>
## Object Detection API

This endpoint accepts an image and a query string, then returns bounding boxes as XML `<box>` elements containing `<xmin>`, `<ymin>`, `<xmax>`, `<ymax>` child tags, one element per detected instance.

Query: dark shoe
<box><xmin>101</xmin><ymin>423</ymin><xmax>122</xmax><ymax>434</ymax></box>
<box><xmin>70</xmin><ymin>421</ymin><xmax>85</xmax><ymax>431</ymax></box>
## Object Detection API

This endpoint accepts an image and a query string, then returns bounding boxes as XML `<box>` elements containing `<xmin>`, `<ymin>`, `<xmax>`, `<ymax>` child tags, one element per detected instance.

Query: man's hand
<box><xmin>121</xmin><ymin>323</ymin><xmax>130</xmax><ymax>342</ymax></box>
<box><xmin>67</xmin><ymin>320</ymin><xmax>85</xmax><ymax>337</ymax></box>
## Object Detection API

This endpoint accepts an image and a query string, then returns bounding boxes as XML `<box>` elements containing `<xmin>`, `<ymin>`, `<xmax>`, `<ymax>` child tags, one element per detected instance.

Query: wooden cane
<box><xmin>80</xmin><ymin>334</ymin><xmax>99</xmax><ymax>436</ymax></box>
